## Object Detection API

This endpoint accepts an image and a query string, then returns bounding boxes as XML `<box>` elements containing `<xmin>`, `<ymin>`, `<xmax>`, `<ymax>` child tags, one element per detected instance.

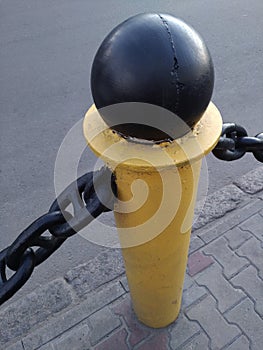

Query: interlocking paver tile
<box><xmin>43</xmin><ymin>324</ymin><xmax>91</xmax><ymax>350</ymax></box>
<box><xmin>231</xmin><ymin>265</ymin><xmax>263</xmax><ymax>317</ymax></box>
<box><xmin>186</xmin><ymin>295</ymin><xmax>240</xmax><ymax>349</ymax></box>
<box><xmin>187</xmin><ymin>251</ymin><xmax>214</xmax><ymax>277</ymax></box>
<box><xmin>182</xmin><ymin>283</ymin><xmax>207</xmax><ymax>309</ymax></box>
<box><xmin>224</xmin><ymin>226</ymin><xmax>251</xmax><ymax>250</ymax></box>
<box><xmin>195</xmin><ymin>263</ymin><xmax>245</xmax><ymax>313</ymax></box>
<box><xmin>239</xmin><ymin>214</ymin><xmax>263</xmax><ymax>241</ymax></box>
<box><xmin>226</xmin><ymin>335</ymin><xmax>250</xmax><ymax>350</ymax></box>
<box><xmin>113</xmin><ymin>296</ymin><xmax>151</xmax><ymax>347</ymax></box>
<box><xmin>88</xmin><ymin>306</ymin><xmax>121</xmax><ymax>345</ymax></box>
<box><xmin>169</xmin><ymin>314</ymin><xmax>200</xmax><ymax>349</ymax></box>
<box><xmin>189</xmin><ymin>236</ymin><xmax>204</xmax><ymax>254</ymax></box>
<box><xmin>203</xmin><ymin>237</ymin><xmax>249</xmax><ymax>279</ymax></box>
<box><xmin>135</xmin><ymin>331</ymin><xmax>169</xmax><ymax>350</ymax></box>
<box><xmin>237</xmin><ymin>237</ymin><xmax>263</xmax><ymax>279</ymax></box>
<box><xmin>94</xmin><ymin>328</ymin><xmax>129</xmax><ymax>350</ymax></box>
<box><xmin>179</xmin><ymin>332</ymin><xmax>209</xmax><ymax>350</ymax></box>
<box><xmin>225</xmin><ymin>298</ymin><xmax>263</xmax><ymax>350</ymax></box>
<box><xmin>183</xmin><ymin>274</ymin><xmax>195</xmax><ymax>290</ymax></box>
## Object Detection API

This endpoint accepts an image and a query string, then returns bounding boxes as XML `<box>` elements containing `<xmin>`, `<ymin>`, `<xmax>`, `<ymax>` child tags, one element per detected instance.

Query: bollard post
<box><xmin>83</xmin><ymin>14</ymin><xmax>222</xmax><ymax>328</ymax></box>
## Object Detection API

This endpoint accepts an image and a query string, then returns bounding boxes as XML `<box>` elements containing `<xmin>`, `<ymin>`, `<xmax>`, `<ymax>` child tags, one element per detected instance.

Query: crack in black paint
<box><xmin>158</xmin><ymin>14</ymin><xmax>183</xmax><ymax>111</ymax></box>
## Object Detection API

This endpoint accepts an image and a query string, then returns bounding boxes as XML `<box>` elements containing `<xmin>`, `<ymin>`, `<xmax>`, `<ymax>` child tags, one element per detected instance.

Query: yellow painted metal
<box><xmin>83</xmin><ymin>102</ymin><xmax>222</xmax><ymax>328</ymax></box>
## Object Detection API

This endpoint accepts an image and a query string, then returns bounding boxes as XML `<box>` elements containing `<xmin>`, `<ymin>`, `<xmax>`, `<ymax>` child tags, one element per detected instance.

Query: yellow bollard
<box><xmin>84</xmin><ymin>13</ymin><xmax>223</xmax><ymax>328</ymax></box>
<box><xmin>83</xmin><ymin>102</ymin><xmax>222</xmax><ymax>328</ymax></box>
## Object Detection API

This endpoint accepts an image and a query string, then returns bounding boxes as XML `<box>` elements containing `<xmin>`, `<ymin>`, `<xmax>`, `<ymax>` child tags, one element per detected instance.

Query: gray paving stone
<box><xmin>182</xmin><ymin>283</ymin><xmax>207</xmax><ymax>309</ymax></box>
<box><xmin>39</xmin><ymin>324</ymin><xmax>91</xmax><ymax>350</ymax></box>
<box><xmin>183</xmin><ymin>274</ymin><xmax>208</xmax><ymax>309</ymax></box>
<box><xmin>88</xmin><ymin>306</ymin><xmax>121</xmax><ymax>345</ymax></box>
<box><xmin>186</xmin><ymin>295</ymin><xmax>240</xmax><ymax>349</ymax></box>
<box><xmin>197</xmin><ymin>226</ymin><xmax>226</xmax><ymax>245</ymax></box>
<box><xmin>226</xmin><ymin>335</ymin><xmax>250</xmax><ymax>350</ymax></box>
<box><xmin>0</xmin><ymin>279</ymin><xmax>73</xmax><ymax>346</ymax></box>
<box><xmin>224</xmin><ymin>226</ymin><xmax>252</xmax><ymax>250</ymax></box>
<box><xmin>239</xmin><ymin>214</ymin><xmax>263</xmax><ymax>241</ymax></box>
<box><xmin>169</xmin><ymin>314</ymin><xmax>200</xmax><ymax>349</ymax></box>
<box><xmin>193</xmin><ymin>185</ymin><xmax>246</xmax><ymax>231</ymax></box>
<box><xmin>225</xmin><ymin>298</ymin><xmax>263</xmax><ymax>350</ymax></box>
<box><xmin>237</xmin><ymin>237</ymin><xmax>263</xmax><ymax>279</ymax></box>
<box><xmin>189</xmin><ymin>236</ymin><xmax>204</xmax><ymax>254</ymax></box>
<box><xmin>36</xmin><ymin>344</ymin><xmax>54</xmax><ymax>350</ymax></box>
<box><xmin>203</xmin><ymin>237</ymin><xmax>249</xmax><ymax>279</ymax></box>
<box><xmin>197</xmin><ymin>226</ymin><xmax>224</xmax><ymax>246</ymax></box>
<box><xmin>22</xmin><ymin>282</ymin><xmax>125</xmax><ymax>350</ymax></box>
<box><xmin>231</xmin><ymin>265</ymin><xmax>263</xmax><ymax>317</ymax></box>
<box><xmin>234</xmin><ymin>166</ymin><xmax>263</xmax><ymax>194</ymax></box>
<box><xmin>64</xmin><ymin>249</ymin><xmax>125</xmax><ymax>297</ymax></box>
<box><xmin>195</xmin><ymin>263</ymin><xmax>245</xmax><ymax>313</ymax></box>
<box><xmin>183</xmin><ymin>274</ymin><xmax>195</xmax><ymax>291</ymax></box>
<box><xmin>5</xmin><ymin>341</ymin><xmax>24</xmax><ymax>350</ymax></box>
<box><xmin>180</xmin><ymin>332</ymin><xmax>209</xmax><ymax>350</ymax></box>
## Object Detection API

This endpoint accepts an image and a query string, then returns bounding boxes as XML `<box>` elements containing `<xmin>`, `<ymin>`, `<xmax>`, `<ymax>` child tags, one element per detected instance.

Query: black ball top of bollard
<box><xmin>91</xmin><ymin>13</ymin><xmax>214</xmax><ymax>142</ymax></box>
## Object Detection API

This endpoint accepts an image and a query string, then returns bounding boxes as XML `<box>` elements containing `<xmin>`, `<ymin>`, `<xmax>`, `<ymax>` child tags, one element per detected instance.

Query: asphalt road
<box><xmin>0</xmin><ymin>0</ymin><xmax>262</xmax><ymax>302</ymax></box>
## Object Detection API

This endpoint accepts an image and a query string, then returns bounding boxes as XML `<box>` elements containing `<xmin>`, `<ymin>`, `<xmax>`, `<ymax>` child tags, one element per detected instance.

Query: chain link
<box><xmin>0</xmin><ymin>167</ymin><xmax>116</xmax><ymax>306</ymax></box>
<box><xmin>213</xmin><ymin>123</ymin><xmax>263</xmax><ymax>162</ymax></box>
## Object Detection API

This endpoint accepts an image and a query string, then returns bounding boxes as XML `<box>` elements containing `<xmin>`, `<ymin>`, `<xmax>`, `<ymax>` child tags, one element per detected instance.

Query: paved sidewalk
<box><xmin>1</xmin><ymin>166</ymin><xmax>262</xmax><ymax>350</ymax></box>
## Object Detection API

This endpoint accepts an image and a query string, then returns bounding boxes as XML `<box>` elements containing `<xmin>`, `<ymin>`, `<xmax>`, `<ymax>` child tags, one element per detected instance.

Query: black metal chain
<box><xmin>0</xmin><ymin>167</ymin><xmax>116</xmax><ymax>306</ymax></box>
<box><xmin>1</xmin><ymin>122</ymin><xmax>262</xmax><ymax>306</ymax></box>
<box><xmin>213</xmin><ymin>123</ymin><xmax>263</xmax><ymax>162</ymax></box>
